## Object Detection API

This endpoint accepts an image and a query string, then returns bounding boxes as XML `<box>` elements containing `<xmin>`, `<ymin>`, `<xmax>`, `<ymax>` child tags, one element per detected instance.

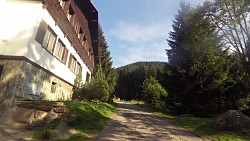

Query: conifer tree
<box><xmin>142</xmin><ymin>76</ymin><xmax>167</xmax><ymax>108</ymax></box>
<box><xmin>166</xmin><ymin>3</ymin><xmax>231</xmax><ymax>116</ymax></box>
<box><xmin>97</xmin><ymin>25</ymin><xmax>117</xmax><ymax>96</ymax></box>
<box><xmin>81</xmin><ymin>65</ymin><xmax>109</xmax><ymax>102</ymax></box>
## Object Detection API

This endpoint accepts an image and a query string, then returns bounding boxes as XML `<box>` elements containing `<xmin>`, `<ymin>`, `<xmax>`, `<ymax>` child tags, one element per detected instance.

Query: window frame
<box><xmin>35</xmin><ymin>20</ymin><xmax>47</xmax><ymax>44</ymax></box>
<box><xmin>62</xmin><ymin>48</ymin><xmax>69</xmax><ymax>65</ymax></box>
<box><xmin>42</xmin><ymin>26</ymin><xmax>57</xmax><ymax>54</ymax></box>
<box><xmin>51</xmin><ymin>82</ymin><xmax>57</xmax><ymax>93</ymax></box>
<box><xmin>54</xmin><ymin>39</ymin><xmax>66</xmax><ymax>61</ymax></box>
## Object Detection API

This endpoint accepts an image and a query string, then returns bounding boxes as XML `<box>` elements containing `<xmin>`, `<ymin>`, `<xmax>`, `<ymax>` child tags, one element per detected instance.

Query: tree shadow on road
<box><xmin>98</xmin><ymin>102</ymin><xmax>205</xmax><ymax>141</ymax></box>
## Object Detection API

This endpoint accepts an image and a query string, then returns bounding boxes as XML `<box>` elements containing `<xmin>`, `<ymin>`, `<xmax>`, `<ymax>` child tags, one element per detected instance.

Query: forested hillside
<box><xmin>114</xmin><ymin>1</ymin><xmax>250</xmax><ymax>118</ymax></box>
<box><xmin>114</xmin><ymin>61</ymin><xmax>170</xmax><ymax>101</ymax></box>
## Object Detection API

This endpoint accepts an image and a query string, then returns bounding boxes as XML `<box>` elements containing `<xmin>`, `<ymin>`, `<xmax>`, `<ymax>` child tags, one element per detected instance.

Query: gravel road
<box><xmin>97</xmin><ymin>102</ymin><xmax>209</xmax><ymax>141</ymax></box>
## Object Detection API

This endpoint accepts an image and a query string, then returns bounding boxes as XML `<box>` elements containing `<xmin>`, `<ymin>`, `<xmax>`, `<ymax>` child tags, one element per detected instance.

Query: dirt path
<box><xmin>97</xmin><ymin>102</ymin><xmax>209</xmax><ymax>141</ymax></box>
<box><xmin>0</xmin><ymin>124</ymin><xmax>36</xmax><ymax>141</ymax></box>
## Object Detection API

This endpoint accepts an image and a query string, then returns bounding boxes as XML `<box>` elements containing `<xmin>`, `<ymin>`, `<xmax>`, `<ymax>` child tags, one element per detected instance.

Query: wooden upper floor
<box><xmin>42</xmin><ymin>0</ymin><xmax>98</xmax><ymax>71</ymax></box>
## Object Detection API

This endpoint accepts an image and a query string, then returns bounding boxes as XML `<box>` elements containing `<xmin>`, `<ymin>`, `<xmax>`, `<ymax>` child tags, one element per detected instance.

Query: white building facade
<box><xmin>0</xmin><ymin>0</ymin><xmax>98</xmax><ymax>101</ymax></box>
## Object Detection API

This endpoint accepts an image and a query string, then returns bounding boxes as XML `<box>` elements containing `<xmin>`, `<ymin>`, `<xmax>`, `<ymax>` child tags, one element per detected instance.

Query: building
<box><xmin>0</xmin><ymin>0</ymin><xmax>98</xmax><ymax>101</ymax></box>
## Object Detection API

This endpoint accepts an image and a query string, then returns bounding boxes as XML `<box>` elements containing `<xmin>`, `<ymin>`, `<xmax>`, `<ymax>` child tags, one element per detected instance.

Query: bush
<box><xmin>81</xmin><ymin>67</ymin><xmax>110</xmax><ymax>102</ymax></box>
<box><xmin>72</xmin><ymin>73</ymin><xmax>84</xmax><ymax>100</ymax></box>
<box><xmin>141</xmin><ymin>76</ymin><xmax>168</xmax><ymax>108</ymax></box>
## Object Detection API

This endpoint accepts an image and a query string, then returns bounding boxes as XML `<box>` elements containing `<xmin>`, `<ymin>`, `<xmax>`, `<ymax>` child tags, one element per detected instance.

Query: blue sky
<box><xmin>92</xmin><ymin>0</ymin><xmax>207</xmax><ymax>68</ymax></box>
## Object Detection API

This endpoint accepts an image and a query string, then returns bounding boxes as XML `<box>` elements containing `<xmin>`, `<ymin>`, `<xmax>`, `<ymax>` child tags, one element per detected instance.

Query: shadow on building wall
<box><xmin>0</xmin><ymin>26</ymin><xmax>72</xmax><ymax>124</ymax></box>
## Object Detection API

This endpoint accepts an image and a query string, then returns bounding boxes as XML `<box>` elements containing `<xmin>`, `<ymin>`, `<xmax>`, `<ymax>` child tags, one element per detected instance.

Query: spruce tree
<box><xmin>167</xmin><ymin>3</ymin><xmax>231</xmax><ymax>116</ymax></box>
<box><xmin>81</xmin><ymin>65</ymin><xmax>109</xmax><ymax>102</ymax></box>
<box><xmin>97</xmin><ymin>25</ymin><xmax>117</xmax><ymax>97</ymax></box>
<box><xmin>142</xmin><ymin>76</ymin><xmax>167</xmax><ymax>109</ymax></box>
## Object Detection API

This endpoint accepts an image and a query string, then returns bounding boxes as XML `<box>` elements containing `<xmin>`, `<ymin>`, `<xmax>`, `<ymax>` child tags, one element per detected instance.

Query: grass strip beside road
<box><xmin>32</xmin><ymin>100</ymin><xmax>116</xmax><ymax>141</ymax></box>
<box><xmin>157</xmin><ymin>113</ymin><xmax>250</xmax><ymax>141</ymax></box>
<box><xmin>141</xmin><ymin>105</ymin><xmax>250</xmax><ymax>141</ymax></box>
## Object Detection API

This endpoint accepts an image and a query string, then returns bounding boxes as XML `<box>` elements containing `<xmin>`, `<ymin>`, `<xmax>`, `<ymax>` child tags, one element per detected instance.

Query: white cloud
<box><xmin>110</xmin><ymin>21</ymin><xmax>170</xmax><ymax>42</ymax></box>
<box><xmin>144</xmin><ymin>41</ymin><xmax>168</xmax><ymax>58</ymax></box>
<box><xmin>116</xmin><ymin>47</ymin><xmax>144</xmax><ymax>67</ymax></box>
<box><xmin>113</xmin><ymin>41</ymin><xmax>168</xmax><ymax>67</ymax></box>
<box><xmin>109</xmin><ymin>21</ymin><xmax>172</xmax><ymax>67</ymax></box>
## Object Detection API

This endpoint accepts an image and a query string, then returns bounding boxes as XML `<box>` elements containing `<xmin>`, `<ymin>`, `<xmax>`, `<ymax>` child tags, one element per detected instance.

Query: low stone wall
<box><xmin>12</xmin><ymin>100</ymin><xmax>69</xmax><ymax>125</ymax></box>
<box><xmin>0</xmin><ymin>59</ymin><xmax>73</xmax><ymax>101</ymax></box>
<box><xmin>0</xmin><ymin>59</ymin><xmax>74</xmax><ymax>124</ymax></box>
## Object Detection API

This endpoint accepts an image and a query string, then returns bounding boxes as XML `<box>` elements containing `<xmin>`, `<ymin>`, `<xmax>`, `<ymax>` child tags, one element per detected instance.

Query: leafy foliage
<box><xmin>206</xmin><ymin>0</ymin><xmax>250</xmax><ymax>112</ymax></box>
<box><xmin>206</xmin><ymin>0</ymin><xmax>250</xmax><ymax>88</ymax></box>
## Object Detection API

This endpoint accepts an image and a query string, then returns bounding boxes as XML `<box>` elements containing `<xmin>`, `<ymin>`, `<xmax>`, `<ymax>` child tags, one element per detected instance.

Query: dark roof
<box><xmin>75</xmin><ymin>0</ymin><xmax>98</xmax><ymax>56</ymax></box>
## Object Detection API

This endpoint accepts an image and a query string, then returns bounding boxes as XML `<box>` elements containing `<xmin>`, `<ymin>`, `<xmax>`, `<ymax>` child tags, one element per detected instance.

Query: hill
<box><xmin>116</xmin><ymin>61</ymin><xmax>169</xmax><ymax>72</ymax></box>
<box><xmin>114</xmin><ymin>61</ymin><xmax>170</xmax><ymax>100</ymax></box>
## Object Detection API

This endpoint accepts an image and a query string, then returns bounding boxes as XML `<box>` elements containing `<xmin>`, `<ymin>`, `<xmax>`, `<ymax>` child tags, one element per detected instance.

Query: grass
<box><xmin>113</xmin><ymin>98</ymin><xmax>144</xmax><ymax>105</ymax></box>
<box><xmin>32</xmin><ymin>100</ymin><xmax>116</xmax><ymax>140</ymax></box>
<box><xmin>148</xmin><ymin>109</ymin><xmax>250</xmax><ymax>141</ymax></box>
<box><xmin>158</xmin><ymin>113</ymin><xmax>250</xmax><ymax>141</ymax></box>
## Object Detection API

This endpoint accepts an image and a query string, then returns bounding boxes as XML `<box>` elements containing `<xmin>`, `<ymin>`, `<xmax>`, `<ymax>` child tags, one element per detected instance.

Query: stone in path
<box><xmin>97</xmin><ymin>103</ymin><xmax>209</xmax><ymax>141</ymax></box>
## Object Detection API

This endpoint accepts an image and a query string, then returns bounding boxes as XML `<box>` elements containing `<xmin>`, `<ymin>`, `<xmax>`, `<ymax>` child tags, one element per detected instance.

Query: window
<box><xmin>59</xmin><ymin>0</ymin><xmax>66</xmax><ymax>8</ymax></box>
<box><xmin>28</xmin><ymin>83</ymin><xmax>41</xmax><ymax>96</ymax></box>
<box><xmin>74</xmin><ymin>20</ymin><xmax>79</xmax><ymax>33</ymax></box>
<box><xmin>70</xmin><ymin>15</ymin><xmax>76</xmax><ymax>26</ymax></box>
<box><xmin>42</xmin><ymin>27</ymin><xmax>57</xmax><ymax>53</ymax></box>
<box><xmin>78</xmin><ymin>27</ymin><xmax>83</xmax><ymax>39</ymax></box>
<box><xmin>59</xmin><ymin>0</ymin><xmax>69</xmax><ymax>14</ymax></box>
<box><xmin>74</xmin><ymin>62</ymin><xmax>80</xmax><ymax>74</ymax></box>
<box><xmin>82</xmin><ymin>36</ymin><xmax>86</xmax><ymax>47</ymax></box>
<box><xmin>51</xmin><ymin>82</ymin><xmax>57</xmax><ymax>93</ymax></box>
<box><xmin>68</xmin><ymin>54</ymin><xmax>73</xmax><ymax>69</ymax></box>
<box><xmin>54</xmin><ymin>39</ymin><xmax>65</xmax><ymax>61</ymax></box>
<box><xmin>67</xmin><ymin>5</ymin><xmax>75</xmax><ymax>23</ymax></box>
<box><xmin>0</xmin><ymin>65</ymin><xmax>3</xmax><ymax>78</ymax></box>
<box><xmin>77</xmin><ymin>62</ymin><xmax>82</xmax><ymax>74</ymax></box>
<box><xmin>36</xmin><ymin>20</ymin><xmax>70</xmax><ymax>65</ymax></box>
<box><xmin>88</xmin><ymin>48</ymin><xmax>91</xmax><ymax>56</ymax></box>
<box><xmin>68</xmin><ymin>55</ymin><xmax>78</xmax><ymax>73</ymax></box>
<box><xmin>62</xmin><ymin>48</ymin><xmax>69</xmax><ymax>65</ymax></box>
<box><xmin>71</xmin><ymin>57</ymin><xmax>77</xmax><ymax>72</ymax></box>
<box><xmin>35</xmin><ymin>20</ymin><xmax>47</xmax><ymax>44</ymax></box>
<box><xmin>36</xmin><ymin>20</ymin><xmax>57</xmax><ymax>54</ymax></box>
<box><xmin>66</xmin><ymin>53</ymin><xmax>82</xmax><ymax>74</ymax></box>
<box><xmin>78</xmin><ymin>27</ymin><xmax>86</xmax><ymax>46</ymax></box>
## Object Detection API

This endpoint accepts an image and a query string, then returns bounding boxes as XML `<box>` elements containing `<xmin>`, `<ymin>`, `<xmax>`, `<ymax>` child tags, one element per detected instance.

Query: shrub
<box><xmin>72</xmin><ymin>73</ymin><xmax>84</xmax><ymax>100</ymax></box>
<box><xmin>141</xmin><ymin>76</ymin><xmax>168</xmax><ymax>108</ymax></box>
<box><xmin>82</xmin><ymin>66</ymin><xmax>110</xmax><ymax>102</ymax></box>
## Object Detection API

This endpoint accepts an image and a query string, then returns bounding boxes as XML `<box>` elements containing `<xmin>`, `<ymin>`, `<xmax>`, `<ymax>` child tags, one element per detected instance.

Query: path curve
<box><xmin>97</xmin><ymin>102</ymin><xmax>209</xmax><ymax>141</ymax></box>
